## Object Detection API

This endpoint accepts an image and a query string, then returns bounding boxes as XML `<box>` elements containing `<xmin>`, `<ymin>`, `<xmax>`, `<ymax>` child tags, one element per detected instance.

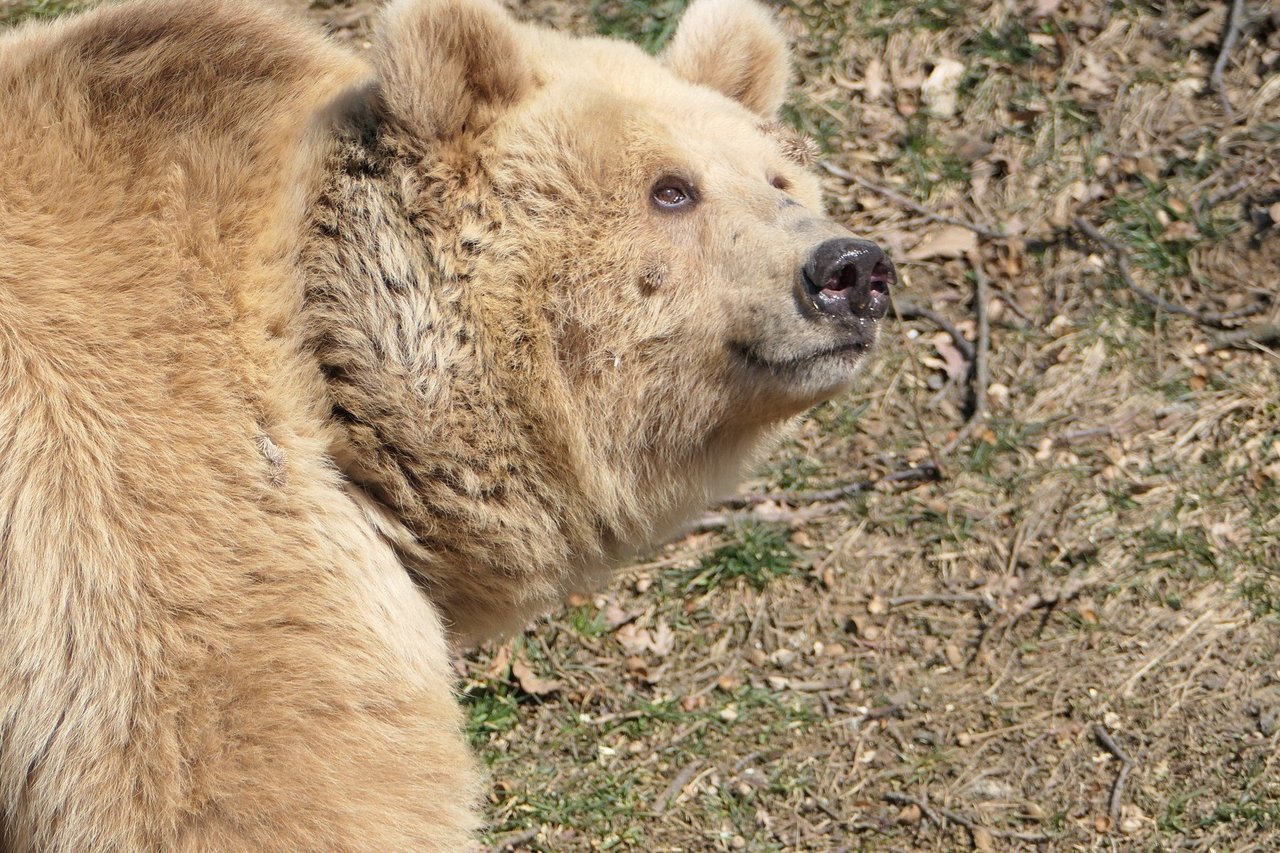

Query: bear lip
<box><xmin>731</xmin><ymin>332</ymin><xmax>876</xmax><ymax>374</ymax></box>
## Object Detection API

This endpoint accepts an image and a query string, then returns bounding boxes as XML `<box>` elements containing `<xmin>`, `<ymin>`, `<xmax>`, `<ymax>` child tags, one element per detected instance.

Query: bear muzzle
<box><xmin>803</xmin><ymin>237</ymin><xmax>894</xmax><ymax>323</ymax></box>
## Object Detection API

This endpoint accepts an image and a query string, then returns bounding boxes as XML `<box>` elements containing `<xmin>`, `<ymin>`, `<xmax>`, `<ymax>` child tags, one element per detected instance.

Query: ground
<box><xmin>3</xmin><ymin>0</ymin><xmax>1277</xmax><ymax>850</ymax></box>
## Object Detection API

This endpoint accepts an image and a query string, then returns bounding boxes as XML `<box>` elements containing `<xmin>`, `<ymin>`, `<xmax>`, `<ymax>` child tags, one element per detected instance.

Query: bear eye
<box><xmin>651</xmin><ymin>178</ymin><xmax>696</xmax><ymax>211</ymax></box>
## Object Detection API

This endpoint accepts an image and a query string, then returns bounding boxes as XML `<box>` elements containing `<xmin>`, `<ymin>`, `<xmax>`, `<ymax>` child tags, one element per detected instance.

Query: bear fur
<box><xmin>0</xmin><ymin>0</ymin><xmax>884</xmax><ymax>848</ymax></box>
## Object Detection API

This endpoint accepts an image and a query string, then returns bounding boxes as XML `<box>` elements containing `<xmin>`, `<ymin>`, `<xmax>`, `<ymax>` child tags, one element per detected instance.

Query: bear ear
<box><xmin>374</xmin><ymin>0</ymin><xmax>531</xmax><ymax>140</ymax></box>
<box><xmin>662</xmin><ymin>0</ymin><xmax>791</xmax><ymax>118</ymax></box>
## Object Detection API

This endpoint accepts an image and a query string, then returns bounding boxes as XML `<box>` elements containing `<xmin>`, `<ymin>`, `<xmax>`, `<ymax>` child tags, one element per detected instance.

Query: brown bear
<box><xmin>0</xmin><ymin>0</ymin><xmax>893</xmax><ymax>848</ymax></box>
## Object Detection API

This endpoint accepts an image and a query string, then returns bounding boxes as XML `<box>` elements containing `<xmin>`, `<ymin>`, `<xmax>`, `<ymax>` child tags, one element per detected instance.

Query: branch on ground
<box><xmin>894</xmin><ymin>299</ymin><xmax>976</xmax><ymax>362</ymax></box>
<box><xmin>1093</xmin><ymin>725</ymin><xmax>1137</xmax><ymax>823</ymax></box>
<box><xmin>883</xmin><ymin>791</ymin><xmax>1051</xmax><ymax>843</ymax></box>
<box><xmin>821</xmin><ymin>162</ymin><xmax>1008</xmax><ymax>240</ymax></box>
<box><xmin>717</xmin><ymin>464</ymin><xmax>940</xmax><ymax>510</ymax></box>
<box><xmin>1210</xmin><ymin>0</ymin><xmax>1247</xmax><ymax>123</ymax></box>
<box><xmin>1073</xmin><ymin>216</ymin><xmax>1271</xmax><ymax>329</ymax></box>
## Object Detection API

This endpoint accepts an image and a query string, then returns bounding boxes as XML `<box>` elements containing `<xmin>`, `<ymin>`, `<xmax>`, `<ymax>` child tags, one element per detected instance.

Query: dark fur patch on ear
<box><xmin>374</xmin><ymin>0</ymin><xmax>531</xmax><ymax>142</ymax></box>
<box><xmin>759</xmin><ymin>121</ymin><xmax>818</xmax><ymax>168</ymax></box>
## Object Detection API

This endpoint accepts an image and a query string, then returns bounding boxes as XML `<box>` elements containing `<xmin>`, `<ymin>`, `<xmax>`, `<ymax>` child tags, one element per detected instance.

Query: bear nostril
<box><xmin>805</xmin><ymin>237</ymin><xmax>895</xmax><ymax>322</ymax></box>
<box><xmin>827</xmin><ymin>263</ymin><xmax>857</xmax><ymax>293</ymax></box>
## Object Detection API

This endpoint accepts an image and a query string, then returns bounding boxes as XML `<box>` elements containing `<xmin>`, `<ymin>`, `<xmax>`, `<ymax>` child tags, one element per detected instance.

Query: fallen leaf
<box><xmin>649</xmin><ymin>621</ymin><xmax>676</xmax><ymax>657</ymax></box>
<box><xmin>483</xmin><ymin>641</ymin><xmax>514</xmax><ymax>679</ymax></box>
<box><xmin>602</xmin><ymin>603</ymin><xmax>636</xmax><ymax>630</ymax></box>
<box><xmin>933</xmin><ymin>335</ymin><xmax>969</xmax><ymax>380</ymax></box>
<box><xmin>921</xmin><ymin>58</ymin><xmax>965</xmax><ymax>118</ymax></box>
<box><xmin>615</xmin><ymin>623</ymin><xmax>653</xmax><ymax>656</ymax></box>
<box><xmin>511</xmin><ymin>652</ymin><xmax>561</xmax><ymax>696</ymax></box>
<box><xmin>906</xmin><ymin>225</ymin><xmax>977</xmax><ymax>261</ymax></box>
<box><xmin>865</xmin><ymin>57</ymin><xmax>885</xmax><ymax>101</ymax></box>
<box><xmin>1071</xmin><ymin>52</ymin><xmax>1112</xmax><ymax>95</ymax></box>
<box><xmin>1030</xmin><ymin>0</ymin><xmax>1062</xmax><ymax>18</ymax></box>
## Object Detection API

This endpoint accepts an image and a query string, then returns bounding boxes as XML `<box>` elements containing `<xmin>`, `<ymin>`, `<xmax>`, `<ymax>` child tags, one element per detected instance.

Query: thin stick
<box><xmin>940</xmin><ymin>253</ymin><xmax>992</xmax><ymax>455</ymax></box>
<box><xmin>691</xmin><ymin>504</ymin><xmax>836</xmax><ymax>532</ymax></box>
<box><xmin>970</xmin><ymin>252</ymin><xmax>992</xmax><ymax>423</ymax></box>
<box><xmin>652</xmin><ymin>759</ymin><xmax>705</xmax><ymax>816</ymax></box>
<box><xmin>895</xmin><ymin>300</ymin><xmax>976</xmax><ymax>361</ymax></box>
<box><xmin>888</xmin><ymin>593</ymin><xmax>992</xmax><ymax>609</ymax></box>
<box><xmin>489</xmin><ymin>828</ymin><xmax>539</xmax><ymax>852</ymax></box>
<box><xmin>1210</xmin><ymin>0</ymin><xmax>1246</xmax><ymax>123</ymax></box>
<box><xmin>1211</xmin><ymin>323</ymin><xmax>1280</xmax><ymax>351</ymax></box>
<box><xmin>1073</xmin><ymin>217</ymin><xmax>1269</xmax><ymax>329</ymax></box>
<box><xmin>1093</xmin><ymin>726</ymin><xmax>1136</xmax><ymax>823</ymax></box>
<box><xmin>883</xmin><ymin>792</ymin><xmax>1050</xmax><ymax>842</ymax></box>
<box><xmin>718</xmin><ymin>464</ymin><xmax>941</xmax><ymax>510</ymax></box>
<box><xmin>1205</xmin><ymin>175</ymin><xmax>1258</xmax><ymax>208</ymax></box>
<box><xmin>821</xmin><ymin>162</ymin><xmax>1007</xmax><ymax>240</ymax></box>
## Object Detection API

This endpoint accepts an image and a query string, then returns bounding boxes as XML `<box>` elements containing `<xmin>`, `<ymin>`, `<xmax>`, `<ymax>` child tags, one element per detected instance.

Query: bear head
<box><xmin>305</xmin><ymin>0</ymin><xmax>894</xmax><ymax>640</ymax></box>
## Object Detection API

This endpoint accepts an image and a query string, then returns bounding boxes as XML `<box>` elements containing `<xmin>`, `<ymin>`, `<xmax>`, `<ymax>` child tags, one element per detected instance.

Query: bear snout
<box><xmin>803</xmin><ymin>238</ymin><xmax>894</xmax><ymax>322</ymax></box>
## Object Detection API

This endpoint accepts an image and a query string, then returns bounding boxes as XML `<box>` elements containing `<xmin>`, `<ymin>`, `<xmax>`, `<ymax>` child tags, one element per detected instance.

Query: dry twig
<box><xmin>821</xmin><ymin>162</ymin><xmax>1007</xmax><ymax>240</ymax></box>
<box><xmin>940</xmin><ymin>253</ymin><xmax>993</xmax><ymax>455</ymax></box>
<box><xmin>1210</xmin><ymin>0</ymin><xmax>1247</xmax><ymax>123</ymax></box>
<box><xmin>1093</xmin><ymin>726</ymin><xmax>1136</xmax><ymax>824</ymax></box>
<box><xmin>1204</xmin><ymin>175</ymin><xmax>1259</xmax><ymax>208</ymax></box>
<box><xmin>489</xmin><ymin>828</ymin><xmax>539</xmax><ymax>852</ymax></box>
<box><xmin>1211</xmin><ymin>323</ymin><xmax>1280</xmax><ymax>351</ymax></box>
<box><xmin>888</xmin><ymin>593</ymin><xmax>992</xmax><ymax>609</ymax></box>
<box><xmin>652</xmin><ymin>759</ymin><xmax>705</xmax><ymax>816</ymax></box>
<box><xmin>1073</xmin><ymin>217</ymin><xmax>1269</xmax><ymax>329</ymax></box>
<box><xmin>717</xmin><ymin>464</ymin><xmax>941</xmax><ymax>510</ymax></box>
<box><xmin>895</xmin><ymin>299</ymin><xmax>976</xmax><ymax>361</ymax></box>
<box><xmin>883</xmin><ymin>791</ymin><xmax>1051</xmax><ymax>843</ymax></box>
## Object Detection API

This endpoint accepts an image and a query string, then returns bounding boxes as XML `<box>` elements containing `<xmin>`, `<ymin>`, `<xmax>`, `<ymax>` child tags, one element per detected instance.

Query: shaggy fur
<box><xmin>0</xmin><ymin>0</ymin><xmax>883</xmax><ymax>847</ymax></box>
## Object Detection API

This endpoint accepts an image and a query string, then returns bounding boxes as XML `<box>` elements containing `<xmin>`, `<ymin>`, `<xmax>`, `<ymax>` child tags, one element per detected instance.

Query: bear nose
<box><xmin>803</xmin><ymin>238</ymin><xmax>894</xmax><ymax>321</ymax></box>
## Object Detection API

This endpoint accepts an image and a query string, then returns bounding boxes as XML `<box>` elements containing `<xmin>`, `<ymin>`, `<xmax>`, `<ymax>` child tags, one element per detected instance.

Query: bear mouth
<box><xmin>732</xmin><ymin>335</ymin><xmax>875</xmax><ymax>374</ymax></box>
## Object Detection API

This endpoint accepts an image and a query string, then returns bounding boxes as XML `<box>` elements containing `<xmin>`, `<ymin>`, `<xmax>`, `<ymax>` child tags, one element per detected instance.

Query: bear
<box><xmin>0</xmin><ymin>0</ymin><xmax>893</xmax><ymax>848</ymax></box>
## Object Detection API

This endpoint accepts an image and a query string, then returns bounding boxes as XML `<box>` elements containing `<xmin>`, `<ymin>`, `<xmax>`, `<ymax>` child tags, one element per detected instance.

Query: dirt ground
<box><xmin>5</xmin><ymin>0</ymin><xmax>1277</xmax><ymax>850</ymax></box>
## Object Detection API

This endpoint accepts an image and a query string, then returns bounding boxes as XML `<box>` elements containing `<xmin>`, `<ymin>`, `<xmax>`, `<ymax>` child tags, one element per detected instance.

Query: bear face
<box><xmin>305</xmin><ymin>0</ymin><xmax>893</xmax><ymax>642</ymax></box>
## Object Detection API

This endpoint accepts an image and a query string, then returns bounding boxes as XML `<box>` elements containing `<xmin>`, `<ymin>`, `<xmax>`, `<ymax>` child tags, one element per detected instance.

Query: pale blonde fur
<box><xmin>0</xmin><ymin>0</ymin><xmax>881</xmax><ymax>847</ymax></box>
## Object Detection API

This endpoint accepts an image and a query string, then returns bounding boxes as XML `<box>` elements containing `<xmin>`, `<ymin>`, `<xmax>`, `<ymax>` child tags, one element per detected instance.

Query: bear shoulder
<box><xmin>0</xmin><ymin>0</ymin><xmax>368</xmax><ymax>307</ymax></box>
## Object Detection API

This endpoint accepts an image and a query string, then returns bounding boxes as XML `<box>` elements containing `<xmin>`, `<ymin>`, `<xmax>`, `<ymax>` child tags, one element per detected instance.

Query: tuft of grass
<box><xmin>0</xmin><ymin>0</ymin><xmax>85</xmax><ymax>26</ymax></box>
<box><xmin>962</xmin><ymin>22</ymin><xmax>1041</xmax><ymax>66</ymax></box>
<box><xmin>463</xmin><ymin>682</ymin><xmax>522</xmax><ymax>751</ymax></box>
<box><xmin>670</xmin><ymin>524</ymin><xmax>798</xmax><ymax>592</ymax></box>
<box><xmin>893</xmin><ymin>114</ymin><xmax>971</xmax><ymax>194</ymax></box>
<box><xmin>590</xmin><ymin>0</ymin><xmax>688</xmax><ymax>53</ymax></box>
<box><xmin>567</xmin><ymin>605</ymin><xmax>609</xmax><ymax>638</ymax></box>
<box><xmin>766</xmin><ymin>449</ymin><xmax>821</xmax><ymax>491</ymax></box>
<box><xmin>858</xmin><ymin>0</ymin><xmax>965</xmax><ymax>38</ymax></box>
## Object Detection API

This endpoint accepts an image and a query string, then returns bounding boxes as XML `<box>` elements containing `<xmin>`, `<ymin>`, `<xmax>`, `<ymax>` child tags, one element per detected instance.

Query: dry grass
<box><xmin>462</xmin><ymin>2</ymin><xmax>1280</xmax><ymax>850</ymax></box>
<box><xmin>5</xmin><ymin>0</ymin><xmax>1277</xmax><ymax>850</ymax></box>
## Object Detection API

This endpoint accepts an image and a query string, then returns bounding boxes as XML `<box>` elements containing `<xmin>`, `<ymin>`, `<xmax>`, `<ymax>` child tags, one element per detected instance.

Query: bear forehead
<box><xmin>495</xmin><ymin>36</ymin><xmax>788</xmax><ymax>175</ymax></box>
<box><xmin>518</xmin><ymin>27</ymin><xmax>772</xmax><ymax>145</ymax></box>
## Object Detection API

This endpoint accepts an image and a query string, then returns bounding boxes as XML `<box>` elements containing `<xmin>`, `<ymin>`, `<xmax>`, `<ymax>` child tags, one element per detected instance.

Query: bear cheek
<box><xmin>639</xmin><ymin>260</ymin><xmax>668</xmax><ymax>295</ymax></box>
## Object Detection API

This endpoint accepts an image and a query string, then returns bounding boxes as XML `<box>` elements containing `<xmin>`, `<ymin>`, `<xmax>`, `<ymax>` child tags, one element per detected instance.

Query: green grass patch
<box><xmin>857</xmin><ymin>0</ymin><xmax>965</xmax><ymax>38</ymax></box>
<box><xmin>962</xmin><ymin>21</ymin><xmax>1041</xmax><ymax>66</ymax></box>
<box><xmin>671</xmin><ymin>524</ymin><xmax>798</xmax><ymax>592</ymax></box>
<box><xmin>0</xmin><ymin>0</ymin><xmax>86</xmax><ymax>26</ymax></box>
<box><xmin>892</xmin><ymin>114</ymin><xmax>970</xmax><ymax>195</ymax></box>
<box><xmin>566</xmin><ymin>605</ymin><xmax>609</xmax><ymax>638</ymax></box>
<box><xmin>463</xmin><ymin>682</ymin><xmax>523</xmax><ymax>749</ymax></box>
<box><xmin>590</xmin><ymin>0</ymin><xmax>688</xmax><ymax>53</ymax></box>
